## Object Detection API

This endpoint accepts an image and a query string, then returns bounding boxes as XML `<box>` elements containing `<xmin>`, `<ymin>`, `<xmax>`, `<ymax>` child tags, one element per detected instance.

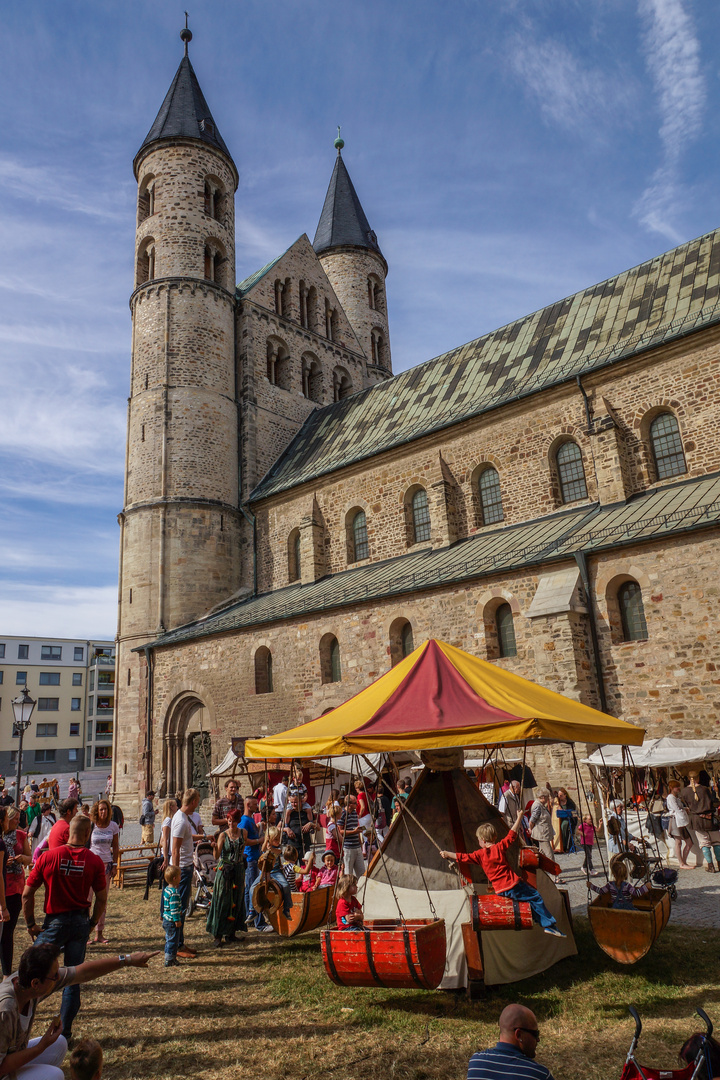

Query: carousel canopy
<box><xmin>243</xmin><ymin>639</ymin><xmax>644</xmax><ymax>759</ymax></box>
<box><xmin>584</xmin><ymin>736</ymin><xmax>720</xmax><ymax>769</ymax></box>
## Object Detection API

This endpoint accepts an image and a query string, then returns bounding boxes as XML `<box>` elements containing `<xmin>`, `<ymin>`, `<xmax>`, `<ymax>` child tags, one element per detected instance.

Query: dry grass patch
<box><xmin>35</xmin><ymin>888</ymin><xmax>720</xmax><ymax>1079</ymax></box>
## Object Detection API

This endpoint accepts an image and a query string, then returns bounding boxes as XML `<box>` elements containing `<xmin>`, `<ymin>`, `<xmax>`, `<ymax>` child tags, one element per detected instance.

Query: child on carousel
<box><xmin>335</xmin><ymin>875</ymin><xmax>363</xmax><ymax>930</ymax></box>
<box><xmin>440</xmin><ymin>808</ymin><xmax>566</xmax><ymax>937</ymax></box>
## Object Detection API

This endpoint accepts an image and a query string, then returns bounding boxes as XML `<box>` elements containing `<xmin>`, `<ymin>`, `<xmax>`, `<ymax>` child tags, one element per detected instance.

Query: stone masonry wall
<box><xmin>319</xmin><ymin>247</ymin><xmax>391</xmax><ymax>374</ymax></box>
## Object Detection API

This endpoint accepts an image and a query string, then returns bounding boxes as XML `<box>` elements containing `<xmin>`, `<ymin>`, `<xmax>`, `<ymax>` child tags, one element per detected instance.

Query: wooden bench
<box><xmin>112</xmin><ymin>843</ymin><xmax>157</xmax><ymax>889</ymax></box>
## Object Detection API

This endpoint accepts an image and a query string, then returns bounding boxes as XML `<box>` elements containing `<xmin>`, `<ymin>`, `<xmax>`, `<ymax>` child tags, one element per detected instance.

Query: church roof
<box><xmin>313</xmin><ymin>151</ymin><xmax>383</xmax><ymax>259</ymax></box>
<box><xmin>136</xmin><ymin>55</ymin><xmax>232</xmax><ymax>167</ymax></box>
<box><xmin>143</xmin><ymin>470</ymin><xmax>720</xmax><ymax>650</ymax></box>
<box><xmin>251</xmin><ymin>226</ymin><xmax>720</xmax><ymax>503</ymax></box>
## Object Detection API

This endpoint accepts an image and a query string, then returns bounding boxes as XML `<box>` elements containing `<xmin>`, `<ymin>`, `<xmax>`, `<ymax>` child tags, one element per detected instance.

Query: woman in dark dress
<box><xmin>206</xmin><ymin>807</ymin><xmax>247</xmax><ymax>947</ymax></box>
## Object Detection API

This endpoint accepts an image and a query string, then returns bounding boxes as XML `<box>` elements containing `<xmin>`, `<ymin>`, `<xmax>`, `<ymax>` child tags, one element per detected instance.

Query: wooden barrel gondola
<box><xmin>587</xmin><ymin>887</ymin><xmax>671</xmax><ymax>964</ymax></box>
<box><xmin>321</xmin><ymin>918</ymin><xmax>446</xmax><ymax>989</ymax></box>
<box><xmin>470</xmin><ymin>894</ymin><xmax>533</xmax><ymax>931</ymax></box>
<box><xmin>269</xmin><ymin>888</ymin><xmax>336</xmax><ymax>937</ymax></box>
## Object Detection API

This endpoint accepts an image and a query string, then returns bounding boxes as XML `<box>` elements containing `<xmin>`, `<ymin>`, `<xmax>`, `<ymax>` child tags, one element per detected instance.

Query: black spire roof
<box><xmin>313</xmin><ymin>151</ymin><xmax>383</xmax><ymax>260</ymax></box>
<box><xmin>135</xmin><ymin>55</ymin><xmax>232</xmax><ymax>169</ymax></box>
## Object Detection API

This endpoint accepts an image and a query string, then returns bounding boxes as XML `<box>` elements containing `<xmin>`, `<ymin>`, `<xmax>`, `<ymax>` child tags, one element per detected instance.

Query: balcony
<box><xmin>95</xmin><ymin>733</ymin><xmax>113</xmax><ymax>742</ymax></box>
<box><xmin>95</xmin><ymin>708</ymin><xmax>114</xmax><ymax>718</ymax></box>
<box><xmin>91</xmin><ymin>655</ymin><xmax>115</xmax><ymax>667</ymax></box>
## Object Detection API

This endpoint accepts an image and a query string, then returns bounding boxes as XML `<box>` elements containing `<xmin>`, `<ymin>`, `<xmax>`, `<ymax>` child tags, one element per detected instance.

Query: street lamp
<box><xmin>12</xmin><ymin>686</ymin><xmax>36</xmax><ymax>803</ymax></box>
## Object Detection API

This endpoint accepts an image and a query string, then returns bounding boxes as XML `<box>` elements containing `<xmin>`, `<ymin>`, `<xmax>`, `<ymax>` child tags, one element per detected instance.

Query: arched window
<box><xmin>495</xmin><ymin>603</ymin><xmax>517</xmax><ymax>658</ymax></box>
<box><xmin>254</xmin><ymin>647</ymin><xmax>273</xmax><ymax>694</ymax></box>
<box><xmin>333</xmin><ymin>367</ymin><xmax>352</xmax><ymax>401</ymax></box>
<box><xmin>204</xmin><ymin>242</ymin><xmax>225</xmax><ymax>287</ymax></box>
<box><xmin>325</xmin><ymin>300</ymin><xmax>338</xmax><ymax>341</ymax></box>
<box><xmin>267</xmin><ymin>340</ymin><xmax>291</xmax><ymax>390</ymax></box>
<box><xmin>204</xmin><ymin>177</ymin><xmax>225</xmax><ymax>222</ymax></box>
<box><xmin>368</xmin><ymin>276</ymin><xmax>383</xmax><ymax>312</ymax></box>
<box><xmin>477</xmin><ymin>467</ymin><xmax>504</xmax><ymax>525</ymax></box>
<box><xmin>306</xmin><ymin>286</ymin><xmax>318</xmax><ymax>332</ymax></box>
<box><xmin>137</xmin><ymin>176</ymin><xmax>155</xmax><ymax>224</ymax></box>
<box><xmin>136</xmin><ymin>239</ymin><xmax>156</xmax><ymax>286</ymax></box>
<box><xmin>371</xmin><ymin>328</ymin><xmax>387</xmax><ymax>368</ymax></box>
<box><xmin>389</xmin><ymin>618</ymin><xmax>414</xmax><ymax>667</ymax></box>
<box><xmin>302</xmin><ymin>354</ymin><xmax>323</xmax><ymax>403</ymax></box>
<box><xmin>320</xmin><ymin>634</ymin><xmax>341</xmax><ymax>684</ymax></box>
<box><xmin>348</xmin><ymin>509</ymin><xmax>369</xmax><ymax>562</ymax></box>
<box><xmin>411</xmin><ymin>488</ymin><xmax>431</xmax><ymax>544</ymax></box>
<box><xmin>618</xmin><ymin>581</ymin><xmax>648</xmax><ymax>642</ymax></box>
<box><xmin>556</xmin><ymin>441</ymin><xmax>588</xmax><ymax>504</ymax></box>
<box><xmin>288</xmin><ymin>528</ymin><xmax>301</xmax><ymax>582</ymax></box>
<box><xmin>650</xmin><ymin>412</ymin><xmax>686</xmax><ymax>480</ymax></box>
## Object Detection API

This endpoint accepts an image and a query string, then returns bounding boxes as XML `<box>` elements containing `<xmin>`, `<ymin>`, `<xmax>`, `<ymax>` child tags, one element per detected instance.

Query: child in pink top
<box><xmin>579</xmin><ymin>814</ymin><xmax>598</xmax><ymax>876</ymax></box>
<box><xmin>315</xmin><ymin>850</ymin><xmax>338</xmax><ymax>889</ymax></box>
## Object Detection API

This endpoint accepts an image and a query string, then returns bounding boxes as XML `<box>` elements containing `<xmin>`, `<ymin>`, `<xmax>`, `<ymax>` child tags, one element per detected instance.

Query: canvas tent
<box><xmin>583</xmin><ymin>737</ymin><xmax>720</xmax><ymax>769</ymax></box>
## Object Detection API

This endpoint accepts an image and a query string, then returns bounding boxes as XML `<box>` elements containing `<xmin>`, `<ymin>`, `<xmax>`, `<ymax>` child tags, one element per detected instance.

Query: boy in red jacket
<box><xmin>440</xmin><ymin>808</ymin><xmax>565</xmax><ymax>937</ymax></box>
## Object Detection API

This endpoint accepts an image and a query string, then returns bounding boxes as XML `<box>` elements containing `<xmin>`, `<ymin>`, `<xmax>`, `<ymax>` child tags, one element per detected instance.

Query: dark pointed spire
<box><xmin>135</xmin><ymin>22</ymin><xmax>232</xmax><ymax>172</ymax></box>
<box><xmin>313</xmin><ymin>135</ymin><xmax>383</xmax><ymax>260</ymax></box>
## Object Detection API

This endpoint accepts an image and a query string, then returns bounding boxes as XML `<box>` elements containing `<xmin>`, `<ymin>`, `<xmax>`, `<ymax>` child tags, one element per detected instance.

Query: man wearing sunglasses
<box><xmin>467</xmin><ymin>1003</ymin><xmax>555</xmax><ymax>1080</ymax></box>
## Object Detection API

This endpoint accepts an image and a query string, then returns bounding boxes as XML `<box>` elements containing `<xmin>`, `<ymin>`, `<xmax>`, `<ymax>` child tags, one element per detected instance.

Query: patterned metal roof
<box><xmin>251</xmin><ymin>227</ymin><xmax>720</xmax><ymax>502</ymax></box>
<box><xmin>145</xmin><ymin>471</ymin><xmax>720</xmax><ymax>650</ymax></box>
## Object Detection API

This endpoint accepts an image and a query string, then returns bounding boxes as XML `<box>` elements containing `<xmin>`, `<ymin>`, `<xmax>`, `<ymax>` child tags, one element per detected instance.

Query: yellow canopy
<box><xmin>244</xmin><ymin>639</ymin><xmax>644</xmax><ymax>759</ymax></box>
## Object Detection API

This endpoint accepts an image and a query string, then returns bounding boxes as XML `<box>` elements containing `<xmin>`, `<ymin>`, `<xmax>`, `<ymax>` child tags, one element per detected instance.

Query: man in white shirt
<box><xmin>498</xmin><ymin>781</ymin><xmax>522</xmax><ymax>827</ymax></box>
<box><xmin>273</xmin><ymin>777</ymin><xmax>289</xmax><ymax>817</ymax></box>
<box><xmin>170</xmin><ymin>788</ymin><xmax>200</xmax><ymax>959</ymax></box>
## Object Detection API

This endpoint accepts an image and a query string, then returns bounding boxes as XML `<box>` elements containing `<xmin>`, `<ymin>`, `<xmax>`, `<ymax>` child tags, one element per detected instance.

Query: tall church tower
<box><xmin>114</xmin><ymin>26</ymin><xmax>242</xmax><ymax>801</ymax></box>
<box><xmin>313</xmin><ymin>134</ymin><xmax>392</xmax><ymax>375</ymax></box>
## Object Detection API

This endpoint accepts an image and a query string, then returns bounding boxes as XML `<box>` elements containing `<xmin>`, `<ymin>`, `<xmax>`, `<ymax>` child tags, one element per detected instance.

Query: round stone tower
<box><xmin>115</xmin><ymin>28</ymin><xmax>242</xmax><ymax>803</ymax></box>
<box><xmin>313</xmin><ymin>135</ymin><xmax>392</xmax><ymax>377</ymax></box>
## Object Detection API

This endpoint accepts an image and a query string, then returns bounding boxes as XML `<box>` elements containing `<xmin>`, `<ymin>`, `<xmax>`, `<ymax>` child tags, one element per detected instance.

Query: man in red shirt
<box><xmin>47</xmin><ymin>799</ymin><xmax>79</xmax><ymax>849</ymax></box>
<box><xmin>22</xmin><ymin>814</ymin><xmax>107</xmax><ymax>1040</ymax></box>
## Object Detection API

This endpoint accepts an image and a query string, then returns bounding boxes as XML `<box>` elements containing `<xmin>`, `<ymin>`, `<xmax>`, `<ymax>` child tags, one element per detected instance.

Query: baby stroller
<box><xmin>622</xmin><ymin>1006</ymin><xmax>714</xmax><ymax>1080</ymax></box>
<box><xmin>187</xmin><ymin>840</ymin><xmax>216</xmax><ymax>917</ymax></box>
<box><xmin>651</xmin><ymin>866</ymin><xmax>678</xmax><ymax>902</ymax></box>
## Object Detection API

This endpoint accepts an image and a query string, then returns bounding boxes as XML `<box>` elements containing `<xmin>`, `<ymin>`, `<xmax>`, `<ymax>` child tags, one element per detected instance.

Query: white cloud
<box><xmin>0</xmin><ymin>583</ymin><xmax>117</xmax><ymax>640</ymax></box>
<box><xmin>635</xmin><ymin>0</ymin><xmax>705</xmax><ymax>236</ymax></box>
<box><xmin>0</xmin><ymin>156</ymin><xmax>128</xmax><ymax>223</ymax></box>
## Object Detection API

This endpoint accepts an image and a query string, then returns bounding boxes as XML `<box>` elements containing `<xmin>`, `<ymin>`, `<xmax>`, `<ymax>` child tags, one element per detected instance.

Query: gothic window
<box><xmin>333</xmin><ymin>367</ymin><xmax>352</xmax><ymax>401</ymax></box>
<box><xmin>137</xmin><ymin>176</ymin><xmax>155</xmax><ymax>224</ymax></box>
<box><xmin>348</xmin><ymin>509</ymin><xmax>369</xmax><ymax>562</ymax></box>
<box><xmin>389</xmin><ymin>618</ymin><xmax>414</xmax><ymax>667</ymax></box>
<box><xmin>254</xmin><ymin>647</ymin><xmax>273</xmax><ymax>694</ymax></box>
<box><xmin>477</xmin><ymin>466</ymin><xmax>504</xmax><ymax>525</ymax></box>
<box><xmin>495</xmin><ymin>603</ymin><xmax>517</xmax><ymax>658</ymax></box>
<box><xmin>650</xmin><ymin>412</ymin><xmax>686</xmax><ymax>480</ymax></box>
<box><xmin>288</xmin><ymin>529</ymin><xmax>301</xmax><ymax>582</ymax></box>
<box><xmin>556</xmin><ymin>441</ymin><xmax>588</xmax><ymax>504</ymax></box>
<box><xmin>136</xmin><ymin>239</ymin><xmax>156</xmax><ymax>287</ymax></box>
<box><xmin>411</xmin><ymin>488</ymin><xmax>431</xmax><ymax>544</ymax></box>
<box><xmin>618</xmin><ymin>581</ymin><xmax>648</xmax><ymax>642</ymax></box>
<box><xmin>302</xmin><ymin>354</ymin><xmax>323</xmax><ymax>403</ymax></box>
<box><xmin>320</xmin><ymin>634</ymin><xmax>341</xmax><ymax>684</ymax></box>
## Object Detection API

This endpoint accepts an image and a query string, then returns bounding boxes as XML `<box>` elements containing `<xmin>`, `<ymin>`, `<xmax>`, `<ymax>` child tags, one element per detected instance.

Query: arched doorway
<box><xmin>163</xmin><ymin>693</ymin><xmax>213</xmax><ymax>801</ymax></box>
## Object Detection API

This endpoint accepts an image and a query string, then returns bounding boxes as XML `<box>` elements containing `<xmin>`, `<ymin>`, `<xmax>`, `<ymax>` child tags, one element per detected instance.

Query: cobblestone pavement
<box><xmin>553</xmin><ymin>844</ymin><xmax>720</xmax><ymax>928</ymax></box>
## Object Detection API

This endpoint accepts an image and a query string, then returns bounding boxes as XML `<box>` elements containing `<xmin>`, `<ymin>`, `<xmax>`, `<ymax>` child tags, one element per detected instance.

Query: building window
<box><xmin>477</xmin><ymin>467</ymin><xmax>504</xmax><ymax>525</ymax></box>
<box><xmin>96</xmin><ymin>721</ymin><xmax>113</xmax><ymax>736</ymax></box>
<box><xmin>36</xmin><ymin>723</ymin><xmax>58</xmax><ymax>737</ymax></box>
<box><xmin>39</xmin><ymin>673</ymin><xmax>60</xmax><ymax>686</ymax></box>
<box><xmin>288</xmin><ymin>529</ymin><xmax>301</xmax><ymax>583</ymax></box>
<box><xmin>349</xmin><ymin>510</ymin><xmax>369</xmax><ymax>562</ymax></box>
<box><xmin>88</xmin><ymin>698</ymin><xmax>94</xmax><ymax>716</ymax></box>
<box><xmin>266</xmin><ymin>340</ymin><xmax>291</xmax><ymax>390</ymax></box>
<box><xmin>136</xmin><ymin>239</ymin><xmax>156</xmax><ymax>286</ymax></box>
<box><xmin>35</xmin><ymin>750</ymin><xmax>56</xmax><ymax>763</ymax></box>
<box><xmin>71</xmin><ymin>698</ymin><xmax>81</xmax><ymax>711</ymax></box>
<box><xmin>254</xmin><ymin>647</ymin><xmax>273</xmax><ymax>694</ymax></box>
<box><xmin>618</xmin><ymin>581</ymin><xmax>649</xmax><ymax>642</ymax></box>
<box><xmin>389</xmin><ymin>618</ymin><xmax>414</xmax><ymax>667</ymax></box>
<box><xmin>16</xmin><ymin>672</ymin><xmax>27</xmax><ymax>685</ymax></box>
<box><xmin>68</xmin><ymin>749</ymin><xmax>79</xmax><ymax>762</ymax></box>
<box><xmin>18</xmin><ymin>645</ymin><xmax>28</xmax><ymax>660</ymax></box>
<box><xmin>89</xmin><ymin>672</ymin><xmax>94</xmax><ymax>691</ymax></box>
<box><xmin>74</xmin><ymin>647</ymin><xmax>84</xmax><ymax>661</ymax></box>
<box><xmin>320</xmin><ymin>634</ymin><xmax>341</xmax><ymax>684</ymax></box>
<box><xmin>98</xmin><ymin>671</ymin><xmax>115</xmax><ymax>685</ymax></box>
<box><xmin>41</xmin><ymin>646</ymin><xmax>62</xmax><ymax>661</ymax></box>
<box><xmin>86</xmin><ymin>747</ymin><xmax>92</xmax><ymax>768</ymax></box>
<box><xmin>0</xmin><ymin>645</ymin><xmax>5</xmax><ymax>658</ymax></box>
<box><xmin>495</xmin><ymin>604</ymin><xmax>517</xmax><ymax>658</ymax></box>
<box><xmin>70</xmin><ymin>723</ymin><xmax>80</xmax><ymax>736</ymax></box>
<box><xmin>302</xmin><ymin>354</ymin><xmax>323</xmax><ymax>403</ymax></box>
<box><xmin>368</xmin><ymin>277</ymin><xmax>383</xmax><ymax>312</ymax></box>
<box><xmin>333</xmin><ymin>367</ymin><xmax>352</xmax><ymax>402</ymax></box>
<box><xmin>138</xmin><ymin>175</ymin><xmax>155</xmax><ymax>223</ymax></box>
<box><xmin>72</xmin><ymin>673</ymin><xmax>82</xmax><ymax>686</ymax></box>
<box><xmin>9</xmin><ymin>752</ymin><xmax>16</xmax><ymax>765</ymax></box>
<box><xmin>37</xmin><ymin>699</ymin><xmax>59</xmax><ymax>712</ymax></box>
<box><xmin>204</xmin><ymin>178</ymin><xmax>225</xmax><ymax>221</ymax></box>
<box><xmin>556</xmin><ymin>441</ymin><xmax>588</xmax><ymax>504</ymax></box>
<box><xmin>325</xmin><ymin>300</ymin><xmax>338</xmax><ymax>341</ymax></box>
<box><xmin>411</xmin><ymin>488</ymin><xmax>431</xmax><ymax>544</ymax></box>
<box><xmin>650</xmin><ymin>412</ymin><xmax>687</xmax><ymax>480</ymax></box>
<box><xmin>371</xmin><ymin>328</ymin><xmax>387</xmax><ymax>368</ymax></box>
<box><xmin>95</xmin><ymin>747</ymin><xmax>112</xmax><ymax>762</ymax></box>
<box><xmin>0</xmin><ymin>672</ymin><xmax>3</xmax><ymax>685</ymax></box>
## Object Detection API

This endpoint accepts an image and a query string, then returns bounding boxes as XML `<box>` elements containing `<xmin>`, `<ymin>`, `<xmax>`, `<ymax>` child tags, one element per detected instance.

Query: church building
<box><xmin>113</xmin><ymin>30</ymin><xmax>720</xmax><ymax>807</ymax></box>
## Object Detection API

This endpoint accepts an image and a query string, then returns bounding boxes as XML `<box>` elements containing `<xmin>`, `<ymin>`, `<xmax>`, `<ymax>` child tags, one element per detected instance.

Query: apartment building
<box><xmin>0</xmin><ymin>636</ymin><xmax>115</xmax><ymax>779</ymax></box>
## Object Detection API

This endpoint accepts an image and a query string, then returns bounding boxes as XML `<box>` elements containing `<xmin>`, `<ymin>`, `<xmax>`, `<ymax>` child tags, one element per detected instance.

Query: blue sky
<box><xmin>2</xmin><ymin>0</ymin><xmax>719</xmax><ymax>639</ymax></box>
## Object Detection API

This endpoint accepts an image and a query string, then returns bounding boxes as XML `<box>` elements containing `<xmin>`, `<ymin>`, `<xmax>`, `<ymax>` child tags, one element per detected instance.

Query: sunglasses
<box><xmin>516</xmin><ymin>1027</ymin><xmax>540</xmax><ymax>1041</ymax></box>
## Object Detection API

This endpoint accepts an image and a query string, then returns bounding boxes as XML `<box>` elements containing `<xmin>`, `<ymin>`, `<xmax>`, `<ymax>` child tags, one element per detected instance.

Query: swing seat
<box><xmin>518</xmin><ymin>848</ymin><xmax>561</xmax><ymax>876</ymax></box>
<box><xmin>268</xmin><ymin>887</ymin><xmax>337</xmax><ymax>937</ymax></box>
<box><xmin>321</xmin><ymin>918</ymin><xmax>446</xmax><ymax>989</ymax></box>
<box><xmin>251</xmin><ymin>877</ymin><xmax>283</xmax><ymax>915</ymax></box>
<box><xmin>470</xmin><ymin>895</ymin><xmax>533</xmax><ymax>931</ymax></box>
<box><xmin>587</xmin><ymin>887</ymin><xmax>671</xmax><ymax>964</ymax></box>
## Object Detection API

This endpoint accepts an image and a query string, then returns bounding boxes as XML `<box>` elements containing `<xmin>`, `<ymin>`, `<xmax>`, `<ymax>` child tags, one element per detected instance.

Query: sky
<box><xmin>1</xmin><ymin>0</ymin><xmax>720</xmax><ymax>640</ymax></box>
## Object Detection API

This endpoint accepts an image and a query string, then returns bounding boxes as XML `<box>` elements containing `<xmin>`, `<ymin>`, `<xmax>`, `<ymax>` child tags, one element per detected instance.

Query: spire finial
<box><xmin>180</xmin><ymin>12</ymin><xmax>192</xmax><ymax>56</ymax></box>
<box><xmin>334</xmin><ymin>125</ymin><xmax>344</xmax><ymax>153</ymax></box>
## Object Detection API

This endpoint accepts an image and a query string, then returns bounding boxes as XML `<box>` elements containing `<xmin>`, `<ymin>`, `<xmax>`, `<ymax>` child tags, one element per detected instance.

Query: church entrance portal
<box><xmin>163</xmin><ymin>694</ymin><xmax>213</xmax><ymax>800</ymax></box>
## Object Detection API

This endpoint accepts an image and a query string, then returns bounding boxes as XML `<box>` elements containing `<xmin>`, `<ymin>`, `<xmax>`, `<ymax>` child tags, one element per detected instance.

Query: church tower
<box><xmin>114</xmin><ymin>25</ymin><xmax>242</xmax><ymax>800</ymax></box>
<box><xmin>313</xmin><ymin>134</ymin><xmax>392</xmax><ymax>375</ymax></box>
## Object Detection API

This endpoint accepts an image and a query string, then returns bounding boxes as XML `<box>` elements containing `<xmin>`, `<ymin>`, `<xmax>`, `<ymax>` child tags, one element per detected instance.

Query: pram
<box><xmin>622</xmin><ymin>1006</ymin><xmax>714</xmax><ymax>1080</ymax></box>
<box><xmin>651</xmin><ymin>866</ymin><xmax>678</xmax><ymax>903</ymax></box>
<box><xmin>187</xmin><ymin>840</ymin><xmax>216</xmax><ymax>916</ymax></box>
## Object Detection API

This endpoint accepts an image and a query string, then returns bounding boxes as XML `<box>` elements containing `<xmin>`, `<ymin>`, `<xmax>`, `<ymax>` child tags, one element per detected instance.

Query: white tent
<box><xmin>583</xmin><ymin>737</ymin><xmax>720</xmax><ymax>769</ymax></box>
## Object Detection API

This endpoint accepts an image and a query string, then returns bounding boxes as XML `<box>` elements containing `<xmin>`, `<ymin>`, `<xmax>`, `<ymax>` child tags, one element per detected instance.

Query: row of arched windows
<box><xmin>135</xmin><ymin>235</ymin><xmax>228</xmax><ymax>289</ymax></box>
<box><xmin>137</xmin><ymin>173</ymin><xmax>227</xmax><ymax>227</ymax></box>
<box><xmin>266</xmin><ymin>339</ymin><xmax>353</xmax><ymax>403</ymax></box>
<box><xmin>273</xmin><ymin>278</ymin><xmax>340</xmax><ymax>342</ymax></box>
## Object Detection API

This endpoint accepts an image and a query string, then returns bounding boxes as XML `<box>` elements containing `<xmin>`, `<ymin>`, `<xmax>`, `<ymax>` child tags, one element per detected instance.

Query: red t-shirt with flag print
<box><xmin>27</xmin><ymin>844</ymin><xmax>107</xmax><ymax>915</ymax></box>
